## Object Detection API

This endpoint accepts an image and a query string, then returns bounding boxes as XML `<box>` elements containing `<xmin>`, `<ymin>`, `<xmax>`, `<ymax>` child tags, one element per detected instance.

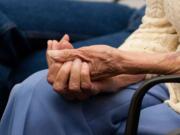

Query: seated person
<box><xmin>2</xmin><ymin>0</ymin><xmax>180</xmax><ymax>135</ymax></box>
<box><xmin>0</xmin><ymin>0</ymin><xmax>136</xmax><ymax>117</ymax></box>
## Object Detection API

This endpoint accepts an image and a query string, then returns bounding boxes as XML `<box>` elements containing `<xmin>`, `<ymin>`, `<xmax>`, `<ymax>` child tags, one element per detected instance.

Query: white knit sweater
<box><xmin>119</xmin><ymin>0</ymin><xmax>180</xmax><ymax>113</ymax></box>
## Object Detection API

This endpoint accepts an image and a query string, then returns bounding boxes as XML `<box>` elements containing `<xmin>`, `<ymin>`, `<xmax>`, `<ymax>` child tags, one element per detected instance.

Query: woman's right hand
<box><xmin>47</xmin><ymin>44</ymin><xmax>123</xmax><ymax>81</ymax></box>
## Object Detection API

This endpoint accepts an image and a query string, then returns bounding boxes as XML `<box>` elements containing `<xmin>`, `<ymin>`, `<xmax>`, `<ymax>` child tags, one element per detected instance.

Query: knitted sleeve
<box><xmin>119</xmin><ymin>0</ymin><xmax>180</xmax><ymax>113</ymax></box>
<box><xmin>118</xmin><ymin>0</ymin><xmax>178</xmax><ymax>53</ymax></box>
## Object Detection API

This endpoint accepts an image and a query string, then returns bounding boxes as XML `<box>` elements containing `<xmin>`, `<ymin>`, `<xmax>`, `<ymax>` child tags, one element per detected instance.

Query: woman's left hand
<box><xmin>52</xmin><ymin>58</ymin><xmax>145</xmax><ymax>100</ymax></box>
<box><xmin>52</xmin><ymin>59</ymin><xmax>121</xmax><ymax>100</ymax></box>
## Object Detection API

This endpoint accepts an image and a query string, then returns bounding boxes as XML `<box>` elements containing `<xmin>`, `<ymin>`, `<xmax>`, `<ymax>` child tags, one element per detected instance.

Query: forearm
<box><xmin>113</xmin><ymin>50</ymin><xmax>180</xmax><ymax>75</ymax></box>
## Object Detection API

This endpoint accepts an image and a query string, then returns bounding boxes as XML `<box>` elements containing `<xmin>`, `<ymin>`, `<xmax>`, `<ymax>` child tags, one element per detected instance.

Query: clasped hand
<box><xmin>47</xmin><ymin>34</ymin><xmax>145</xmax><ymax>100</ymax></box>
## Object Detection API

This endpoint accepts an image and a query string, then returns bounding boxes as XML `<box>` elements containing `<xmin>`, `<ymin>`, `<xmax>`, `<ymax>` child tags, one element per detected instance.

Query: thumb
<box><xmin>48</xmin><ymin>49</ymin><xmax>91</xmax><ymax>62</ymax></box>
<box><xmin>60</xmin><ymin>34</ymin><xmax>70</xmax><ymax>42</ymax></box>
<box><xmin>59</xmin><ymin>41</ymin><xmax>73</xmax><ymax>49</ymax></box>
<box><xmin>47</xmin><ymin>49</ymin><xmax>80</xmax><ymax>62</ymax></box>
<box><xmin>59</xmin><ymin>34</ymin><xmax>73</xmax><ymax>49</ymax></box>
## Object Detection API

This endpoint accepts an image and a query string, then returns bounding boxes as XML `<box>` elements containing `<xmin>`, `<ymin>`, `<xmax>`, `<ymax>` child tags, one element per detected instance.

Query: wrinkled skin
<box><xmin>47</xmin><ymin>34</ymin><xmax>180</xmax><ymax>100</ymax></box>
<box><xmin>48</xmin><ymin>44</ymin><xmax>121</xmax><ymax>80</ymax></box>
<box><xmin>47</xmin><ymin>34</ymin><xmax>145</xmax><ymax>100</ymax></box>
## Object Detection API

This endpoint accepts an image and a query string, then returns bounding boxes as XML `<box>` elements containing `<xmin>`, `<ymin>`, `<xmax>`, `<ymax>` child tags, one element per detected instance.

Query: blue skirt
<box><xmin>1</xmin><ymin>70</ymin><xmax>180</xmax><ymax>135</ymax></box>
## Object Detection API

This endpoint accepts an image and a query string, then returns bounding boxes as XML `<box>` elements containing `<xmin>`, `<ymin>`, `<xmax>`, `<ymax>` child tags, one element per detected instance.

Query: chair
<box><xmin>124</xmin><ymin>75</ymin><xmax>180</xmax><ymax>135</ymax></box>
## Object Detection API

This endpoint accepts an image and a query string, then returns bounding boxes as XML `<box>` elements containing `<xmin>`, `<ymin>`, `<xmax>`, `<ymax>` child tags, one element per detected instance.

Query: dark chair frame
<box><xmin>124</xmin><ymin>75</ymin><xmax>180</xmax><ymax>135</ymax></box>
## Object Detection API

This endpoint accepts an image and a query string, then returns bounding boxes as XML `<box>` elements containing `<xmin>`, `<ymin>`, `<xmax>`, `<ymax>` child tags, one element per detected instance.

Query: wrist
<box><xmin>112</xmin><ymin>74</ymin><xmax>146</xmax><ymax>91</ymax></box>
<box><xmin>113</xmin><ymin>50</ymin><xmax>174</xmax><ymax>75</ymax></box>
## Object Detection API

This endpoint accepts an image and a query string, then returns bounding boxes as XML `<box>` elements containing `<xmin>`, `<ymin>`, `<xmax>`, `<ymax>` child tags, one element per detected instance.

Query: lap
<box><xmin>0</xmin><ymin>23</ymin><xmax>133</xmax><ymax>117</ymax></box>
<box><xmin>0</xmin><ymin>70</ymin><xmax>171</xmax><ymax>135</ymax></box>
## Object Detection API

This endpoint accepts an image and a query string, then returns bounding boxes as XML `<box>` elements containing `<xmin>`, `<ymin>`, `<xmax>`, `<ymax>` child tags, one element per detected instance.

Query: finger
<box><xmin>47</xmin><ymin>63</ymin><xmax>62</xmax><ymax>84</ymax></box>
<box><xmin>47</xmin><ymin>40</ymin><xmax>54</xmax><ymax>66</ymax></box>
<box><xmin>52</xmin><ymin>40</ymin><xmax>59</xmax><ymax>50</ymax></box>
<box><xmin>68</xmin><ymin>59</ymin><xmax>82</xmax><ymax>93</ymax></box>
<box><xmin>47</xmin><ymin>49</ymin><xmax>90</xmax><ymax>62</ymax></box>
<box><xmin>80</xmin><ymin>62</ymin><xmax>92</xmax><ymax>94</ymax></box>
<box><xmin>47</xmin><ymin>49</ymin><xmax>77</xmax><ymax>62</ymax></box>
<box><xmin>47</xmin><ymin>40</ymin><xmax>53</xmax><ymax>50</ymax></box>
<box><xmin>47</xmin><ymin>56</ymin><xmax>54</xmax><ymax>67</ymax></box>
<box><xmin>64</xmin><ymin>34</ymin><xmax>70</xmax><ymax>41</ymax></box>
<box><xmin>57</xmin><ymin>34</ymin><xmax>73</xmax><ymax>50</ymax></box>
<box><xmin>53</xmin><ymin>61</ymin><xmax>72</xmax><ymax>94</ymax></box>
<box><xmin>60</xmin><ymin>40</ymin><xmax>73</xmax><ymax>49</ymax></box>
<box><xmin>47</xmin><ymin>40</ymin><xmax>59</xmax><ymax>66</ymax></box>
<box><xmin>59</xmin><ymin>34</ymin><xmax>70</xmax><ymax>43</ymax></box>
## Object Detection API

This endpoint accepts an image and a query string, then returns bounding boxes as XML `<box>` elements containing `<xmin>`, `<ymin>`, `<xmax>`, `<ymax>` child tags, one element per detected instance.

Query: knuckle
<box><xmin>47</xmin><ymin>72</ymin><xmax>54</xmax><ymax>84</ymax></box>
<box><xmin>47</xmin><ymin>55</ymin><xmax>54</xmax><ymax>64</ymax></box>
<box><xmin>47</xmin><ymin>75</ymin><xmax>54</xmax><ymax>84</ymax></box>
<box><xmin>53</xmin><ymin>83</ymin><xmax>64</xmax><ymax>93</ymax></box>
<box><xmin>50</xmin><ymin>63</ymin><xmax>59</xmax><ymax>71</ymax></box>
<box><xmin>53</xmin><ymin>63</ymin><xmax>61</xmax><ymax>68</ymax></box>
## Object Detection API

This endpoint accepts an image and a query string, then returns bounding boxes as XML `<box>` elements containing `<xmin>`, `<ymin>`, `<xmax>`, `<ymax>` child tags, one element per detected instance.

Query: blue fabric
<box><xmin>9</xmin><ymin>5</ymin><xmax>145</xmax><ymax>86</ymax></box>
<box><xmin>0</xmin><ymin>11</ymin><xmax>32</xmax><ymax>116</ymax></box>
<box><xmin>1</xmin><ymin>70</ymin><xmax>180</xmax><ymax>135</ymax></box>
<box><xmin>118</xmin><ymin>104</ymin><xmax>180</xmax><ymax>135</ymax></box>
<box><xmin>0</xmin><ymin>0</ymin><xmax>136</xmax><ymax>117</ymax></box>
<box><xmin>0</xmin><ymin>3</ymin><xmax>179</xmax><ymax>133</ymax></box>
<box><xmin>0</xmin><ymin>0</ymin><xmax>135</xmax><ymax>42</ymax></box>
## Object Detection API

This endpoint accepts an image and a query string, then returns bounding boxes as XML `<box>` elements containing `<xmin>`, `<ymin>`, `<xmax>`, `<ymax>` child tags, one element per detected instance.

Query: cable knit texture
<box><xmin>119</xmin><ymin>0</ymin><xmax>180</xmax><ymax>113</ymax></box>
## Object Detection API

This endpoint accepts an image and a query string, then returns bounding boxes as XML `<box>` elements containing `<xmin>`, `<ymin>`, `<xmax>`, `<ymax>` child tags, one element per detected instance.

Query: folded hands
<box><xmin>46</xmin><ymin>34</ymin><xmax>145</xmax><ymax>100</ymax></box>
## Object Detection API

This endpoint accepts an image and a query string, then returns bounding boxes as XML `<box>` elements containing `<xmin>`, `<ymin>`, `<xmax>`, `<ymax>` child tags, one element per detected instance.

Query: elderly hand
<box><xmin>46</xmin><ymin>38</ymin><xmax>119</xmax><ymax>100</ymax></box>
<box><xmin>47</xmin><ymin>45</ymin><xmax>122</xmax><ymax>81</ymax></box>
<box><xmin>47</xmin><ymin>37</ymin><xmax>145</xmax><ymax>100</ymax></box>
<box><xmin>46</xmin><ymin>34</ymin><xmax>73</xmax><ymax>84</ymax></box>
<box><xmin>52</xmin><ymin>57</ymin><xmax>145</xmax><ymax>100</ymax></box>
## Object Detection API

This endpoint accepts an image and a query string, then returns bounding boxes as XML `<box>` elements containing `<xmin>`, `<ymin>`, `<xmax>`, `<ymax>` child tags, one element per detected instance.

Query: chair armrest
<box><xmin>124</xmin><ymin>75</ymin><xmax>180</xmax><ymax>135</ymax></box>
